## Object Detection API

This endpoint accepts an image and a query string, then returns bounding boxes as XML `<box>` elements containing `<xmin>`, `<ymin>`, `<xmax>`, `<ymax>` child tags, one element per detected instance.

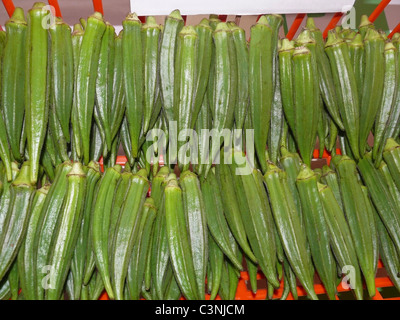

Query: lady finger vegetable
<box><xmin>92</xmin><ymin>165</ymin><xmax>121</xmax><ymax>300</ymax></box>
<box><xmin>25</xmin><ymin>3</ymin><xmax>50</xmax><ymax>184</ymax></box>
<box><xmin>75</xmin><ymin>12</ymin><xmax>106</xmax><ymax>164</ymax></box>
<box><xmin>45</xmin><ymin>163</ymin><xmax>86</xmax><ymax>300</ymax></box>
<box><xmin>123</xmin><ymin>13</ymin><xmax>143</xmax><ymax>159</ymax></box>
<box><xmin>2</xmin><ymin>8</ymin><xmax>27</xmax><ymax>164</ymax></box>
<box><xmin>0</xmin><ymin>162</ymin><xmax>35</xmax><ymax>281</ymax></box>
<box><xmin>112</xmin><ymin>169</ymin><xmax>149</xmax><ymax>300</ymax></box>
<box><xmin>18</xmin><ymin>184</ymin><xmax>49</xmax><ymax>300</ymax></box>
<box><xmin>164</xmin><ymin>175</ymin><xmax>199</xmax><ymax>300</ymax></box>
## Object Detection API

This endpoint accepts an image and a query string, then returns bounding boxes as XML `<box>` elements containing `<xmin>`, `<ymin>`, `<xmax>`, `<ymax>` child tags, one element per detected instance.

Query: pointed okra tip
<box><xmin>32</xmin><ymin>2</ymin><xmax>47</xmax><ymax>10</ymax></box>
<box><xmin>305</xmin><ymin>17</ymin><xmax>318</xmax><ymax>31</ymax></box>
<box><xmin>267</xmin><ymin>14</ymin><xmax>284</xmax><ymax>25</ymax></box>
<box><xmin>8</xmin><ymin>7</ymin><xmax>26</xmax><ymax>24</ymax></box>
<box><xmin>325</xmin><ymin>29</ymin><xmax>343</xmax><ymax>47</ymax></box>
<box><xmin>72</xmin><ymin>23</ymin><xmax>84</xmax><ymax>35</ymax></box>
<box><xmin>296</xmin><ymin>28</ymin><xmax>316</xmax><ymax>46</ymax></box>
<box><xmin>335</xmin><ymin>26</ymin><xmax>343</xmax><ymax>34</ymax></box>
<box><xmin>199</xmin><ymin>18</ymin><xmax>210</xmax><ymax>27</ymax></box>
<box><xmin>279</xmin><ymin>38</ymin><xmax>295</xmax><ymax>52</ymax></box>
<box><xmin>169</xmin><ymin>9</ymin><xmax>183</xmax><ymax>21</ymax></box>
<box><xmin>257</xmin><ymin>15</ymin><xmax>270</xmax><ymax>26</ymax></box>
<box><xmin>180</xmin><ymin>169</ymin><xmax>197</xmax><ymax>181</ymax></box>
<box><xmin>359</xmin><ymin>14</ymin><xmax>373</xmax><ymax>29</ymax></box>
<box><xmin>143</xmin><ymin>16</ymin><xmax>160</xmax><ymax>29</ymax></box>
<box><xmin>296</xmin><ymin>163</ymin><xmax>314</xmax><ymax>181</ymax></box>
<box><xmin>383</xmin><ymin>138</ymin><xmax>400</xmax><ymax>153</ymax></box>
<box><xmin>214</xmin><ymin>22</ymin><xmax>230</xmax><ymax>34</ymax></box>
<box><xmin>91</xmin><ymin>11</ymin><xmax>104</xmax><ymax>21</ymax></box>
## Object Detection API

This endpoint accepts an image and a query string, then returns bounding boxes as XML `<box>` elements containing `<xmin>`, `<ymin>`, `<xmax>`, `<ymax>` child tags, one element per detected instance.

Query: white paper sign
<box><xmin>130</xmin><ymin>0</ymin><xmax>356</xmax><ymax>16</ymax></box>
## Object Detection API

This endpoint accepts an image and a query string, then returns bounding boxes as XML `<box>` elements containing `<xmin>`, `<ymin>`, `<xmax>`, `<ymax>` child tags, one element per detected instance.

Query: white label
<box><xmin>130</xmin><ymin>0</ymin><xmax>356</xmax><ymax>16</ymax></box>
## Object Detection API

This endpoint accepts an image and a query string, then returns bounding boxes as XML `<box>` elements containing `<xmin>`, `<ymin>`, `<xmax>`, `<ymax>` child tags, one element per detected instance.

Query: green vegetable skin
<box><xmin>95</xmin><ymin>23</ymin><xmax>115</xmax><ymax>155</ymax></box>
<box><xmin>292</xmin><ymin>45</ymin><xmax>318</xmax><ymax>167</ymax></box>
<box><xmin>70</xmin><ymin>162</ymin><xmax>101</xmax><ymax>300</ymax></box>
<box><xmin>359</xmin><ymin>29</ymin><xmax>384</xmax><ymax>155</ymax></box>
<box><xmin>264</xmin><ymin>163</ymin><xmax>317</xmax><ymax>300</ymax></box>
<box><xmin>49</xmin><ymin>18</ymin><xmax>74</xmax><ymax>145</ymax></box>
<box><xmin>180</xmin><ymin>171</ymin><xmax>208</xmax><ymax>299</ymax></box>
<box><xmin>305</xmin><ymin>18</ymin><xmax>344</xmax><ymax>131</ymax></box>
<box><xmin>149</xmin><ymin>169</ymin><xmax>170</xmax><ymax>300</ymax></box>
<box><xmin>123</xmin><ymin>13</ymin><xmax>143</xmax><ymax>159</ymax></box>
<box><xmin>92</xmin><ymin>165</ymin><xmax>121</xmax><ymax>300</ymax></box>
<box><xmin>325</xmin><ymin>31</ymin><xmax>360</xmax><ymax>160</ymax></box>
<box><xmin>318</xmin><ymin>182</ymin><xmax>363</xmax><ymax>300</ymax></box>
<box><xmin>0</xmin><ymin>162</ymin><xmax>35</xmax><ymax>281</ymax></box>
<box><xmin>142</xmin><ymin>17</ymin><xmax>161</xmax><ymax>134</ymax></box>
<box><xmin>175</xmin><ymin>26</ymin><xmax>198</xmax><ymax>169</ymax></box>
<box><xmin>200</xmin><ymin>170</ymin><xmax>242</xmax><ymax>270</ymax></box>
<box><xmin>34</xmin><ymin>161</ymin><xmax>71</xmax><ymax>300</ymax></box>
<box><xmin>296</xmin><ymin>165</ymin><xmax>337</xmax><ymax>300</ymax></box>
<box><xmin>358</xmin><ymin>153</ymin><xmax>400</xmax><ymax>259</ymax></box>
<box><xmin>45</xmin><ymin>163</ymin><xmax>87</xmax><ymax>300</ymax></box>
<box><xmin>110</xmin><ymin>33</ymin><xmax>126</xmax><ymax>142</ymax></box>
<box><xmin>215</xmin><ymin>163</ymin><xmax>257</xmax><ymax>263</ymax></box>
<box><xmin>25</xmin><ymin>3</ymin><xmax>50</xmax><ymax>184</ymax></box>
<box><xmin>75</xmin><ymin>12</ymin><xmax>106</xmax><ymax>164</ymax></box>
<box><xmin>164</xmin><ymin>175</ymin><xmax>199</xmax><ymax>300</ymax></box>
<box><xmin>279</xmin><ymin>39</ymin><xmax>296</xmax><ymax>137</ymax></box>
<box><xmin>160</xmin><ymin>10</ymin><xmax>184</xmax><ymax>125</ymax></box>
<box><xmin>249</xmin><ymin>16</ymin><xmax>274</xmax><ymax>173</ymax></box>
<box><xmin>373</xmin><ymin>42</ymin><xmax>398</xmax><ymax>166</ymax></box>
<box><xmin>191</xmin><ymin>19</ymin><xmax>212</xmax><ymax>131</ymax></box>
<box><xmin>70</xmin><ymin>23</ymin><xmax>84</xmax><ymax>162</ymax></box>
<box><xmin>126</xmin><ymin>198</ymin><xmax>157</xmax><ymax>300</ymax></box>
<box><xmin>111</xmin><ymin>169</ymin><xmax>149</xmax><ymax>300</ymax></box>
<box><xmin>348</xmin><ymin>34</ymin><xmax>364</xmax><ymax>118</ymax></box>
<box><xmin>2</xmin><ymin>7</ymin><xmax>27</xmax><ymax>164</ymax></box>
<box><xmin>206</xmin><ymin>22</ymin><xmax>236</xmax><ymax>176</ymax></box>
<box><xmin>336</xmin><ymin>156</ymin><xmax>376</xmax><ymax>297</ymax></box>
<box><xmin>18</xmin><ymin>185</ymin><xmax>49</xmax><ymax>300</ymax></box>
